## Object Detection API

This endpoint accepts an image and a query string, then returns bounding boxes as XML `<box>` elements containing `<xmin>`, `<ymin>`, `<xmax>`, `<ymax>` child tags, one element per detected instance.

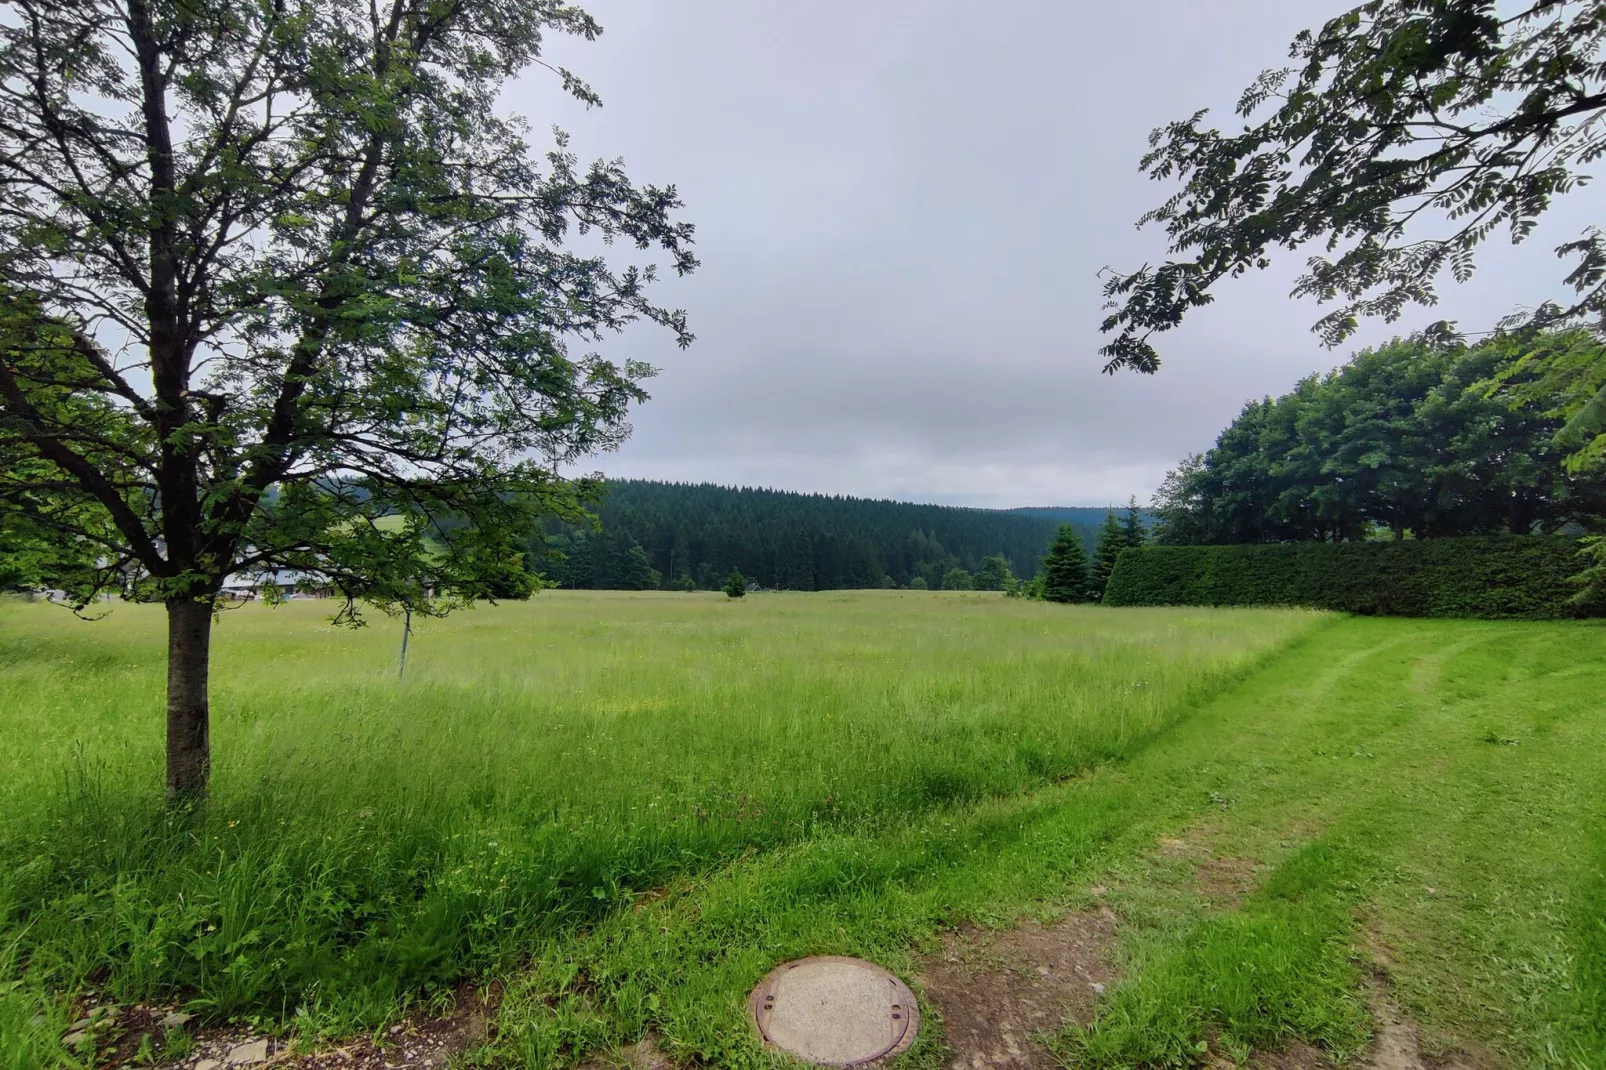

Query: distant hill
<box><xmin>1007</xmin><ymin>506</ymin><xmax>1136</xmax><ymax>526</ymax></box>
<box><xmin>536</xmin><ymin>481</ymin><xmax>1083</xmax><ymax>591</ymax></box>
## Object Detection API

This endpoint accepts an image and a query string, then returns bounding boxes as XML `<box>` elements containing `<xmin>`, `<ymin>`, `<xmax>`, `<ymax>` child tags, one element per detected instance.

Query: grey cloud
<box><xmin>522</xmin><ymin>0</ymin><xmax>1600</xmax><ymax>507</ymax></box>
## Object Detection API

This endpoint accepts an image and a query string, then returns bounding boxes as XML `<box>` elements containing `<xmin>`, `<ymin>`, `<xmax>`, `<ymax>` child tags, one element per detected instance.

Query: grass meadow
<box><xmin>0</xmin><ymin>592</ymin><xmax>1317</xmax><ymax>1063</ymax></box>
<box><xmin>3</xmin><ymin>594</ymin><xmax>1604</xmax><ymax>1070</ymax></box>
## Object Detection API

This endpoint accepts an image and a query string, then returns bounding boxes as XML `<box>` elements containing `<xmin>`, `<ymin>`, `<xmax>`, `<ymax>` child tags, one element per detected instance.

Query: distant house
<box><xmin>219</xmin><ymin>569</ymin><xmax>334</xmax><ymax>601</ymax></box>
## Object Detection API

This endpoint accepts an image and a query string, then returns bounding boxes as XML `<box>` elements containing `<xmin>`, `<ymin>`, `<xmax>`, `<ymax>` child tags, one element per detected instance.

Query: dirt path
<box><xmin>919</xmin><ymin>908</ymin><xmax>1120</xmax><ymax>1069</ymax></box>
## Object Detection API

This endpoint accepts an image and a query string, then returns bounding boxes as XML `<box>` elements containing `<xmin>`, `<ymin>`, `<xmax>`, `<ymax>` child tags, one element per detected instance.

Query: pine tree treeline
<box><xmin>1150</xmin><ymin>331</ymin><xmax>1606</xmax><ymax>545</ymax></box>
<box><xmin>531</xmin><ymin>481</ymin><xmax>1100</xmax><ymax>591</ymax></box>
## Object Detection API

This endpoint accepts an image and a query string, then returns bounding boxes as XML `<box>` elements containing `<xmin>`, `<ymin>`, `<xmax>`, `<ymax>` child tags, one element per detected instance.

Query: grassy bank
<box><xmin>0</xmin><ymin>592</ymin><xmax>1318</xmax><ymax>1053</ymax></box>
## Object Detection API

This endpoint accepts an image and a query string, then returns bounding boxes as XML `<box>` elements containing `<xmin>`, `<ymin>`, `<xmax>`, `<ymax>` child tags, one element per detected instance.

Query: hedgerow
<box><xmin>1102</xmin><ymin>537</ymin><xmax>1598</xmax><ymax>619</ymax></box>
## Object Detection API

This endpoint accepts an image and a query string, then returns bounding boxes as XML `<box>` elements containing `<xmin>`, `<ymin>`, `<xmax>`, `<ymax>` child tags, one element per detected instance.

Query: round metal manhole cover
<box><xmin>747</xmin><ymin>956</ymin><xmax>919</xmax><ymax>1066</ymax></box>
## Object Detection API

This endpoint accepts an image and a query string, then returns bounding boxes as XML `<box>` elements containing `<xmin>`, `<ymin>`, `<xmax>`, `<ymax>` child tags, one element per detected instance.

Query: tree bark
<box><xmin>166</xmin><ymin>597</ymin><xmax>214</xmax><ymax>801</ymax></box>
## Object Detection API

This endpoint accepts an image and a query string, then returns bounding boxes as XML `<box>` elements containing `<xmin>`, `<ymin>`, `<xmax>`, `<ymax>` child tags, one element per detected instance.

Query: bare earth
<box><xmin>919</xmin><ymin>908</ymin><xmax>1120</xmax><ymax>1069</ymax></box>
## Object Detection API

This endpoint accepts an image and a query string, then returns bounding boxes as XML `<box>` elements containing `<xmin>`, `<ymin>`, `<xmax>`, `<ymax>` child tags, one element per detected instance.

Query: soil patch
<box><xmin>574</xmin><ymin>1034</ymin><xmax>675</xmax><ymax>1070</ymax></box>
<box><xmin>919</xmin><ymin>907</ymin><xmax>1119</xmax><ymax>1069</ymax></box>
<box><xmin>1194</xmin><ymin>855</ymin><xmax>1265</xmax><ymax>908</ymax></box>
<box><xmin>148</xmin><ymin>985</ymin><xmax>492</xmax><ymax>1070</ymax></box>
<box><xmin>1360</xmin><ymin>972</ymin><xmax>1487</xmax><ymax>1070</ymax></box>
<box><xmin>1249</xmin><ymin>1037</ymin><xmax>1334</xmax><ymax>1070</ymax></box>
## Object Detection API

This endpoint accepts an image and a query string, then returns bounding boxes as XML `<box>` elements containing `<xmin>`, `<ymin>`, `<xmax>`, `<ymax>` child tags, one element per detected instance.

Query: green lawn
<box><xmin>0</xmin><ymin>594</ymin><xmax>1602</xmax><ymax>1069</ymax></box>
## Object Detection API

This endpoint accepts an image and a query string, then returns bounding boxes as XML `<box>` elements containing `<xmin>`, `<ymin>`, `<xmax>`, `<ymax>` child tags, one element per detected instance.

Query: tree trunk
<box><xmin>166</xmin><ymin>597</ymin><xmax>213</xmax><ymax>801</ymax></box>
<box><xmin>1509</xmin><ymin>495</ymin><xmax>1538</xmax><ymax>536</ymax></box>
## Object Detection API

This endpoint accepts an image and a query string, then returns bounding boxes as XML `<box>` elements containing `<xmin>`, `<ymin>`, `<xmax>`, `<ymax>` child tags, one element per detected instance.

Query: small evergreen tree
<box><xmin>1090</xmin><ymin>512</ymin><xmax>1127</xmax><ymax>601</ymax></box>
<box><xmin>941</xmin><ymin>567</ymin><xmax>973</xmax><ymax>591</ymax></box>
<box><xmin>723</xmin><ymin>569</ymin><xmax>748</xmax><ymax>598</ymax></box>
<box><xmin>909</xmin><ymin>576</ymin><xmax>929</xmax><ymax>590</ymax></box>
<box><xmin>1122</xmin><ymin>497</ymin><xmax>1148</xmax><ymax>548</ymax></box>
<box><xmin>1041</xmin><ymin>525</ymin><xmax>1091</xmax><ymax>603</ymax></box>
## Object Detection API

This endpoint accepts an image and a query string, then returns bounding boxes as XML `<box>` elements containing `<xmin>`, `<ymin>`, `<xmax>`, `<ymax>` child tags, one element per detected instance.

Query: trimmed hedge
<box><xmin>1102</xmin><ymin>536</ymin><xmax>1598</xmax><ymax>619</ymax></box>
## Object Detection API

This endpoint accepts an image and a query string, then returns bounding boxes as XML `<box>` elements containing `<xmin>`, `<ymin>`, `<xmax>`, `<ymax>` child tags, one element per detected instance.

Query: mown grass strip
<box><xmin>1566</xmin><ymin>811</ymin><xmax>1606</xmax><ymax>1069</ymax></box>
<box><xmin>1058</xmin><ymin>839</ymin><xmax>1375</xmax><ymax>1068</ymax></box>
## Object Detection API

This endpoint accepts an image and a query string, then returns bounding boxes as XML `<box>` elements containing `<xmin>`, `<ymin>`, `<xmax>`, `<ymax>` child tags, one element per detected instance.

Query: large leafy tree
<box><xmin>0</xmin><ymin>299</ymin><xmax>128</xmax><ymax>591</ymax></box>
<box><xmin>1100</xmin><ymin>0</ymin><xmax>1606</xmax><ymax>375</ymax></box>
<box><xmin>1149</xmin><ymin>454</ymin><xmax>1211</xmax><ymax>545</ymax></box>
<box><xmin>1150</xmin><ymin>330</ymin><xmax>1606</xmax><ymax>543</ymax></box>
<box><xmin>0</xmin><ymin>0</ymin><xmax>695</xmax><ymax>798</ymax></box>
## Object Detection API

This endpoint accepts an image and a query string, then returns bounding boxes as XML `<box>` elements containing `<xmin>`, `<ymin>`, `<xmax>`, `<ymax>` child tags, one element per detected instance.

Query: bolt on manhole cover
<box><xmin>747</xmin><ymin>956</ymin><xmax>919</xmax><ymax>1066</ymax></box>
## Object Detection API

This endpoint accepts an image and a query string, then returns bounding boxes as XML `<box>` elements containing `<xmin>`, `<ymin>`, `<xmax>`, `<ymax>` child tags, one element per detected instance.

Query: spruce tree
<box><xmin>1041</xmin><ymin>524</ymin><xmax>1091</xmax><ymax>604</ymax></box>
<box><xmin>1122</xmin><ymin>497</ymin><xmax>1148</xmax><ymax>547</ymax></box>
<box><xmin>723</xmin><ymin>570</ymin><xmax>748</xmax><ymax>598</ymax></box>
<box><xmin>1090</xmin><ymin>512</ymin><xmax>1127</xmax><ymax>602</ymax></box>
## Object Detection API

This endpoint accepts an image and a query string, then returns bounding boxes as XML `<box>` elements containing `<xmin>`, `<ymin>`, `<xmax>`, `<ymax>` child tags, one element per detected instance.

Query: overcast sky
<box><xmin>520</xmin><ymin>0</ymin><xmax>1599</xmax><ymax>509</ymax></box>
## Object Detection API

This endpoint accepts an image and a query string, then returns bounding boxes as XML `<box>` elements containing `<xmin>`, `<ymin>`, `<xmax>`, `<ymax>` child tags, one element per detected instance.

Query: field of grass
<box><xmin>0</xmin><ymin>591</ymin><xmax>1316</xmax><ymax>1064</ymax></box>
<box><xmin>2</xmin><ymin>593</ymin><xmax>1603</xmax><ymax>1070</ymax></box>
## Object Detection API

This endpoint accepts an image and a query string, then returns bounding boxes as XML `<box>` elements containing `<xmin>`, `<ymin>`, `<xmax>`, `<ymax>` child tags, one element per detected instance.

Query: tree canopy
<box><xmin>973</xmin><ymin>554</ymin><xmax>1014</xmax><ymax>591</ymax></box>
<box><xmin>0</xmin><ymin>0</ymin><xmax>694</xmax><ymax>796</ymax></box>
<box><xmin>1150</xmin><ymin>329</ymin><xmax>1606</xmax><ymax>544</ymax></box>
<box><xmin>1100</xmin><ymin>0</ymin><xmax>1606</xmax><ymax>374</ymax></box>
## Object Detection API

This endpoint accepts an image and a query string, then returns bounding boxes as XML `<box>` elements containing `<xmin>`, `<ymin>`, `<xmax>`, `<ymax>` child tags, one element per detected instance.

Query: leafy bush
<box><xmin>1103</xmin><ymin>536</ymin><xmax>1599</xmax><ymax>619</ymax></box>
<box><xmin>974</xmin><ymin>555</ymin><xmax>1013</xmax><ymax>590</ymax></box>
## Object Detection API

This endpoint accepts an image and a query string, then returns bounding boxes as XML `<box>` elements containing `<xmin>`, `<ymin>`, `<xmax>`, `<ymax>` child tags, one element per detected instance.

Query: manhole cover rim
<box><xmin>747</xmin><ymin>955</ymin><xmax>919</xmax><ymax>1067</ymax></box>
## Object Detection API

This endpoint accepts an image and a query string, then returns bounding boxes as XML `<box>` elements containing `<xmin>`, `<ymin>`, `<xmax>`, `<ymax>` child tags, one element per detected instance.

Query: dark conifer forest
<box><xmin>532</xmin><ymin>482</ymin><xmax>1104</xmax><ymax>591</ymax></box>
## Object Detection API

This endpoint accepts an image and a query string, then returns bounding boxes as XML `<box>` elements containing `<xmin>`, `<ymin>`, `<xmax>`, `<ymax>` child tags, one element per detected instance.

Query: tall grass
<box><xmin>0</xmin><ymin>591</ymin><xmax>1320</xmax><ymax>1027</ymax></box>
